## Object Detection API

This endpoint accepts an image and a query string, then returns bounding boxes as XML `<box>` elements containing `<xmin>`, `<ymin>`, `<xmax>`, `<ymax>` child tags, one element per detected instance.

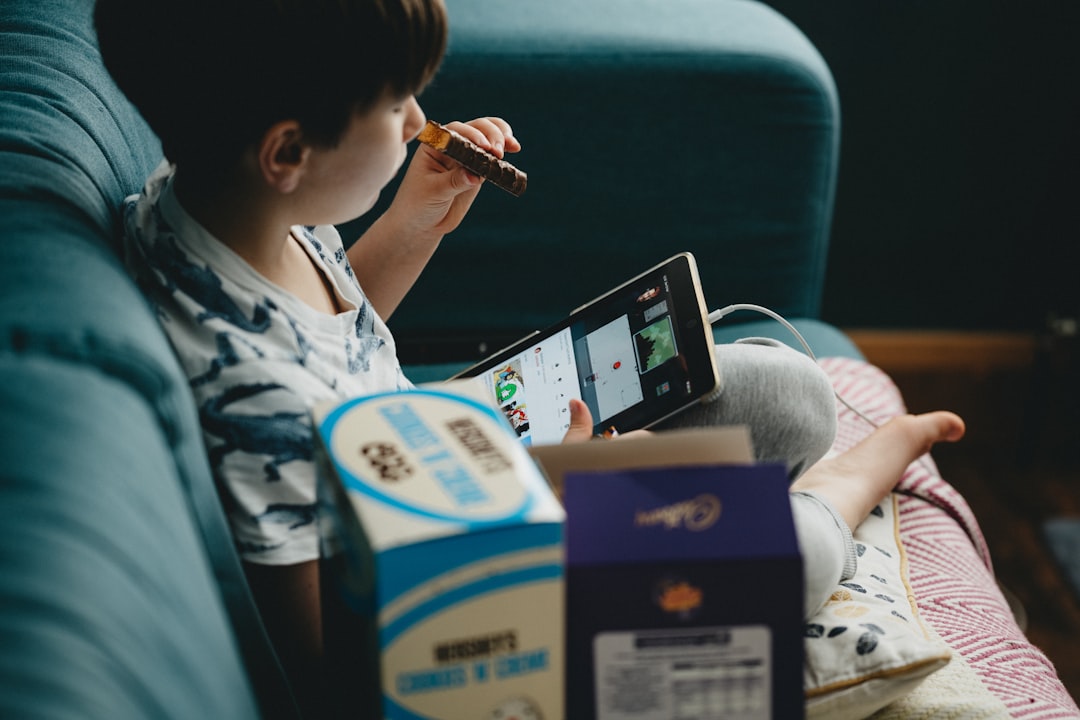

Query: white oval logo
<box><xmin>325</xmin><ymin>390</ymin><xmax>534</xmax><ymax>524</ymax></box>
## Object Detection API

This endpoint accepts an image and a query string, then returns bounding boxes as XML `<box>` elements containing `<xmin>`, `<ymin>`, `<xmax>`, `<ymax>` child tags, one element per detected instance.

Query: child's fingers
<box><xmin>561</xmin><ymin>398</ymin><xmax>594</xmax><ymax>445</ymax></box>
<box><xmin>480</xmin><ymin>116</ymin><xmax>519</xmax><ymax>151</ymax></box>
<box><xmin>450</xmin><ymin>166</ymin><xmax>481</xmax><ymax>191</ymax></box>
<box><xmin>445</xmin><ymin>117</ymin><xmax>519</xmax><ymax>158</ymax></box>
<box><xmin>412</xmin><ymin>142</ymin><xmax>479</xmax><ymax>185</ymax></box>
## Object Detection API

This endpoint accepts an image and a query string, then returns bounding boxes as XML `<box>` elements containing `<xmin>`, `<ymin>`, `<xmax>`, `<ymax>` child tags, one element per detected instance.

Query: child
<box><xmin>96</xmin><ymin>0</ymin><xmax>964</xmax><ymax>715</ymax></box>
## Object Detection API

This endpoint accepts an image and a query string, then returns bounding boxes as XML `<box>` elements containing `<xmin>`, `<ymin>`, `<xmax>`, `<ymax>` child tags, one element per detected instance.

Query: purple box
<box><xmin>563</xmin><ymin>464</ymin><xmax>803</xmax><ymax>719</ymax></box>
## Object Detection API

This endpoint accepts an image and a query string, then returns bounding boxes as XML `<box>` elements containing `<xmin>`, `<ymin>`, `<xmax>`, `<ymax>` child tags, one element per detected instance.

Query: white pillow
<box><xmin>804</xmin><ymin>492</ymin><xmax>951</xmax><ymax>719</ymax></box>
<box><xmin>871</xmin><ymin>622</ymin><xmax>1011</xmax><ymax>719</ymax></box>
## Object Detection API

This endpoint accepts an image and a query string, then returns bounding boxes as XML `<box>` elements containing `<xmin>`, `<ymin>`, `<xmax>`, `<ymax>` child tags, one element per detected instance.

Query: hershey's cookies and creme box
<box><xmin>313</xmin><ymin>382</ymin><xmax>564</xmax><ymax>720</ymax></box>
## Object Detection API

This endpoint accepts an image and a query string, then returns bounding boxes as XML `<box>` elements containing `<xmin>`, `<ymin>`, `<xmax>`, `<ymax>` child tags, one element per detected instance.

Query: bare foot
<box><xmin>790</xmin><ymin>411</ymin><xmax>966</xmax><ymax>530</ymax></box>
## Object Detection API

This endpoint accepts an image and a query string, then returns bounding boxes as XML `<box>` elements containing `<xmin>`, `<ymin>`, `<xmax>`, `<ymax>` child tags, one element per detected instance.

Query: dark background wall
<box><xmin>764</xmin><ymin>1</ymin><xmax>1080</xmax><ymax>331</ymax></box>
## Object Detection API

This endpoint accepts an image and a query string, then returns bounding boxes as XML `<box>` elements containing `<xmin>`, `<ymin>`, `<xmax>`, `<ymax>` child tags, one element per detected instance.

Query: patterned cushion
<box><xmin>804</xmin><ymin>493</ymin><xmax>951</xmax><ymax>719</ymax></box>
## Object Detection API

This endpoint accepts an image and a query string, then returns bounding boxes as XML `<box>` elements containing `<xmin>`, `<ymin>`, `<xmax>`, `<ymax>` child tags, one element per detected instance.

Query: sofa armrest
<box><xmin>0</xmin><ymin>355</ymin><xmax>260</xmax><ymax>719</ymax></box>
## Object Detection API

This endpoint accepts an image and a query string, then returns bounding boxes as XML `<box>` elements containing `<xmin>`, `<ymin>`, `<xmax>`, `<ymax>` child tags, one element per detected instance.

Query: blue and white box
<box><xmin>314</xmin><ymin>383</ymin><xmax>565</xmax><ymax>720</ymax></box>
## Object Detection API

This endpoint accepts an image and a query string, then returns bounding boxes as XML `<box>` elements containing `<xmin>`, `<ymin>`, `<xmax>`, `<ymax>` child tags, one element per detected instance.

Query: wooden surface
<box><xmin>845</xmin><ymin>329</ymin><xmax>1037</xmax><ymax>372</ymax></box>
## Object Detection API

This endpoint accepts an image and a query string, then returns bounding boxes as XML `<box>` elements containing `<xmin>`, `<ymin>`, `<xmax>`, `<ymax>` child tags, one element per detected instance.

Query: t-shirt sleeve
<box><xmin>195</xmin><ymin>359</ymin><xmax>333</xmax><ymax>566</ymax></box>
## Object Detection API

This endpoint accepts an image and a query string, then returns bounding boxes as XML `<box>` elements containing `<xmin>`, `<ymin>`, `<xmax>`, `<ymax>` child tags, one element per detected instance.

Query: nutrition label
<box><xmin>593</xmin><ymin>626</ymin><xmax>771</xmax><ymax>720</ymax></box>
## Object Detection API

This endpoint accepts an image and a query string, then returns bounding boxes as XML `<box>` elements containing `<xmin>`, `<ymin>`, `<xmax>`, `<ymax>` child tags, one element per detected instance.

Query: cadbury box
<box><xmin>530</xmin><ymin>429</ymin><xmax>803</xmax><ymax>718</ymax></box>
<box><xmin>538</xmin><ymin>430</ymin><xmax>802</xmax><ymax>720</ymax></box>
<box><xmin>313</xmin><ymin>384</ymin><xmax>565</xmax><ymax>720</ymax></box>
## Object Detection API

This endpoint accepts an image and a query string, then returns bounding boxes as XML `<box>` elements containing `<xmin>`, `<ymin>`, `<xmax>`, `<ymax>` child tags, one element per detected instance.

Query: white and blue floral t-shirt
<box><xmin>123</xmin><ymin>161</ymin><xmax>411</xmax><ymax>565</ymax></box>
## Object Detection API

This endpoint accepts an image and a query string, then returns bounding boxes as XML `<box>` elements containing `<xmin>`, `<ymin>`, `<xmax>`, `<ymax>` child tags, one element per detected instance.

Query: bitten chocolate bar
<box><xmin>417</xmin><ymin>120</ymin><xmax>528</xmax><ymax>196</ymax></box>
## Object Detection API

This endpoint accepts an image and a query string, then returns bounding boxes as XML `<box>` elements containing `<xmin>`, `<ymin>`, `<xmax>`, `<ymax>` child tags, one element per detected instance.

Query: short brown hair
<box><xmin>95</xmin><ymin>0</ymin><xmax>447</xmax><ymax>170</ymax></box>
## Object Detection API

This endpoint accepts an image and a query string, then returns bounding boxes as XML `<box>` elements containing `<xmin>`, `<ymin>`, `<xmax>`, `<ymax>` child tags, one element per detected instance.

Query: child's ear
<box><xmin>258</xmin><ymin>120</ymin><xmax>310</xmax><ymax>193</ymax></box>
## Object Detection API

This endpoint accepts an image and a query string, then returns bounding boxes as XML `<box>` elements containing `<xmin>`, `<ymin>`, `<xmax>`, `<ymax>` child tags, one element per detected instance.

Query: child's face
<box><xmin>299</xmin><ymin>92</ymin><xmax>426</xmax><ymax>225</ymax></box>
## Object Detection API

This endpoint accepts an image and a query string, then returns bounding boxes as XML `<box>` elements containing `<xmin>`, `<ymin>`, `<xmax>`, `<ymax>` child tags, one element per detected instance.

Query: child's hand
<box><xmin>347</xmin><ymin>116</ymin><xmax>520</xmax><ymax>319</ymax></box>
<box><xmin>387</xmin><ymin>116</ymin><xmax>521</xmax><ymax>240</ymax></box>
<box><xmin>561</xmin><ymin>399</ymin><xmax>652</xmax><ymax>444</ymax></box>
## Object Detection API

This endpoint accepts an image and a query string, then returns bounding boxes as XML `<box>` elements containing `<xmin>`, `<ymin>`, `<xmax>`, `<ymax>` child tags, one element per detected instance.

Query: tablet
<box><xmin>453</xmin><ymin>252</ymin><xmax>721</xmax><ymax>446</ymax></box>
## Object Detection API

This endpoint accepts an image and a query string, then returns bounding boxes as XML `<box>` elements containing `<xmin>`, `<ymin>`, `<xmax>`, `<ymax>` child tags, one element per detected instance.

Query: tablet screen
<box><xmin>457</xmin><ymin>254</ymin><xmax>718</xmax><ymax>446</ymax></box>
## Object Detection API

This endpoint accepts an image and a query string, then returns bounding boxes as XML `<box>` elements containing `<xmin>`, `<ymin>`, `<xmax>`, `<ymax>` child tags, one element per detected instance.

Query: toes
<box><xmin>889</xmin><ymin>411</ymin><xmax>965</xmax><ymax>453</ymax></box>
<box><xmin>921</xmin><ymin>411</ymin><xmax>966</xmax><ymax>443</ymax></box>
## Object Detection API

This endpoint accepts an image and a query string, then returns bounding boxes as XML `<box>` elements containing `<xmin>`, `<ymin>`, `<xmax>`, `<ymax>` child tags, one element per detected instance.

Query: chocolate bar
<box><xmin>417</xmin><ymin>120</ymin><xmax>527</xmax><ymax>197</ymax></box>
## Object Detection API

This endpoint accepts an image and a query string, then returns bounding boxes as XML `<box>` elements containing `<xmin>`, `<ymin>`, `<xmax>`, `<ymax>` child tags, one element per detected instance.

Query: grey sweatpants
<box><xmin>656</xmin><ymin>338</ymin><xmax>857</xmax><ymax>619</ymax></box>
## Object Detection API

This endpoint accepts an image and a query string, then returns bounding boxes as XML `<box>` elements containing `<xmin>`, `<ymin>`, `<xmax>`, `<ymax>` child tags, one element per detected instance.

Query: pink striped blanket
<box><xmin>821</xmin><ymin>357</ymin><xmax>1079</xmax><ymax>718</ymax></box>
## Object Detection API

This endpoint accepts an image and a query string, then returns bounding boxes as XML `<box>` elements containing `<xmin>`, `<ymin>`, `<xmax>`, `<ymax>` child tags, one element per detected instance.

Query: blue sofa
<box><xmin>0</xmin><ymin>0</ymin><xmax>857</xmax><ymax>716</ymax></box>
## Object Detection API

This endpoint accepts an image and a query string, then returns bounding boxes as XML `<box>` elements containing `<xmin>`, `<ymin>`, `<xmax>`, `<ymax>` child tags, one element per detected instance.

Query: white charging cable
<box><xmin>708</xmin><ymin>303</ymin><xmax>882</xmax><ymax>430</ymax></box>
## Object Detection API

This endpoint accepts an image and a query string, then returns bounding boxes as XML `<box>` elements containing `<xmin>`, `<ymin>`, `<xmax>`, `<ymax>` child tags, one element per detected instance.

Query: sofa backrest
<box><xmin>343</xmin><ymin>0</ymin><xmax>840</xmax><ymax>364</ymax></box>
<box><xmin>0</xmin><ymin>1</ymin><xmax>292</xmax><ymax>717</ymax></box>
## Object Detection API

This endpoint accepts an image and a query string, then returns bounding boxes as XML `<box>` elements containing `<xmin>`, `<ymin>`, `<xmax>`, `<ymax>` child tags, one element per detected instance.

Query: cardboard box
<box><xmin>532</xmin><ymin>429</ymin><xmax>804</xmax><ymax>720</ymax></box>
<box><xmin>314</xmin><ymin>383</ymin><xmax>565</xmax><ymax>720</ymax></box>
